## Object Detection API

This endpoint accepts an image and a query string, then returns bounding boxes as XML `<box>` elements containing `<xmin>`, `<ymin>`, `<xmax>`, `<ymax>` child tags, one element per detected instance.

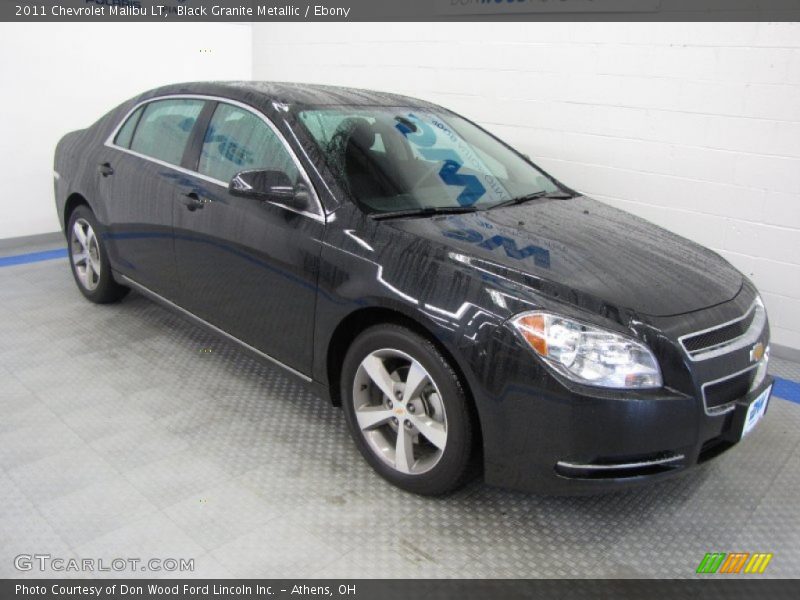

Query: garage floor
<box><xmin>2</xmin><ymin>246</ymin><xmax>799</xmax><ymax>579</ymax></box>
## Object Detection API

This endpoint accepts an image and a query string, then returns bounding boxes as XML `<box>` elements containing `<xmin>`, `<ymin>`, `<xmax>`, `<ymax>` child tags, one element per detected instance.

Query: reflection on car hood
<box><xmin>385</xmin><ymin>196</ymin><xmax>743</xmax><ymax>317</ymax></box>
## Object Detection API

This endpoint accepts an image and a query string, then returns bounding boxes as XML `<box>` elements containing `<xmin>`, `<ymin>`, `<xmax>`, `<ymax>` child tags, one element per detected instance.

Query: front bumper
<box><xmin>472</xmin><ymin>282</ymin><xmax>772</xmax><ymax>495</ymax></box>
<box><xmin>480</xmin><ymin>372</ymin><xmax>773</xmax><ymax>495</ymax></box>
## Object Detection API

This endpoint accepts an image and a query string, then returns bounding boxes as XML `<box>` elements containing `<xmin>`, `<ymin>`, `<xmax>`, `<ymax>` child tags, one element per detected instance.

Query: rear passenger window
<box><xmin>198</xmin><ymin>103</ymin><xmax>299</xmax><ymax>184</ymax></box>
<box><xmin>114</xmin><ymin>106</ymin><xmax>144</xmax><ymax>149</ymax></box>
<box><xmin>129</xmin><ymin>99</ymin><xmax>204</xmax><ymax>166</ymax></box>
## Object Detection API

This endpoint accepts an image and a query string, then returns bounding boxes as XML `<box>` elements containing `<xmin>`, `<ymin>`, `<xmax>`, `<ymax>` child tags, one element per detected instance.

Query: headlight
<box><xmin>511</xmin><ymin>311</ymin><xmax>662</xmax><ymax>389</ymax></box>
<box><xmin>751</xmin><ymin>294</ymin><xmax>769</xmax><ymax>389</ymax></box>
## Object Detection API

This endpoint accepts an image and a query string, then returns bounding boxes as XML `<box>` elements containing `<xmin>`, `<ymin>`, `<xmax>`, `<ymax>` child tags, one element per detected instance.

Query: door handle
<box><xmin>98</xmin><ymin>162</ymin><xmax>114</xmax><ymax>177</ymax></box>
<box><xmin>182</xmin><ymin>191</ymin><xmax>204</xmax><ymax>212</ymax></box>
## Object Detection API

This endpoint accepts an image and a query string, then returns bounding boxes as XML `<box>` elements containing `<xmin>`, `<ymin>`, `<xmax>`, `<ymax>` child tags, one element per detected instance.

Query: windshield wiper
<box><xmin>370</xmin><ymin>206</ymin><xmax>480</xmax><ymax>221</ymax></box>
<box><xmin>489</xmin><ymin>190</ymin><xmax>575</xmax><ymax>210</ymax></box>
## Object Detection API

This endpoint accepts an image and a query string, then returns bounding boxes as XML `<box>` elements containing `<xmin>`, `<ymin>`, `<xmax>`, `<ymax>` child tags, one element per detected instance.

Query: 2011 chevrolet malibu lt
<box><xmin>54</xmin><ymin>82</ymin><xmax>773</xmax><ymax>495</ymax></box>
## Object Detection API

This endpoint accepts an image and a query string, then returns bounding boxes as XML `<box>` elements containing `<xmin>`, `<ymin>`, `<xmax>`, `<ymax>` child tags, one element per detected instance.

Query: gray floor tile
<box><xmin>163</xmin><ymin>480</ymin><xmax>285</xmax><ymax>552</ymax></box>
<box><xmin>88</xmin><ymin>421</ymin><xmax>191</xmax><ymax>473</ymax></box>
<box><xmin>0</xmin><ymin>472</ymin><xmax>73</xmax><ymax>578</ymax></box>
<box><xmin>769</xmin><ymin>356</ymin><xmax>800</xmax><ymax>382</ymax></box>
<box><xmin>32</xmin><ymin>380</ymin><xmax>125</xmax><ymax>419</ymax></box>
<box><xmin>8</xmin><ymin>445</ymin><xmax>119</xmax><ymax>503</ymax></box>
<box><xmin>311</xmin><ymin>545</ymin><xmax>458</xmax><ymax>579</ymax></box>
<box><xmin>59</xmin><ymin>396</ymin><xmax>156</xmax><ymax>444</ymax></box>
<box><xmin>0</xmin><ymin>398</ymin><xmax>61</xmax><ymax>433</ymax></box>
<box><xmin>154</xmin><ymin>553</ymin><xmax>235</xmax><ymax>579</ymax></box>
<box><xmin>0</xmin><ymin>420</ymin><xmax>86</xmax><ymax>470</ymax></box>
<box><xmin>1</xmin><ymin>256</ymin><xmax>799</xmax><ymax>579</ymax></box>
<box><xmin>37</xmin><ymin>478</ymin><xmax>160</xmax><ymax>548</ymax></box>
<box><xmin>73</xmin><ymin>512</ymin><xmax>207</xmax><ymax>578</ymax></box>
<box><xmin>123</xmin><ymin>450</ymin><xmax>232</xmax><ymax>509</ymax></box>
<box><xmin>0</xmin><ymin>369</ymin><xmax>36</xmax><ymax>400</ymax></box>
<box><xmin>210</xmin><ymin>519</ymin><xmax>340</xmax><ymax>579</ymax></box>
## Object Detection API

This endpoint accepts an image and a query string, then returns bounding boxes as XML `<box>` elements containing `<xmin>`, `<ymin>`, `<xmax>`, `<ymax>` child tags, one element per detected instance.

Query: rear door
<box><xmin>103</xmin><ymin>98</ymin><xmax>207</xmax><ymax>299</ymax></box>
<box><xmin>173</xmin><ymin>101</ymin><xmax>326</xmax><ymax>374</ymax></box>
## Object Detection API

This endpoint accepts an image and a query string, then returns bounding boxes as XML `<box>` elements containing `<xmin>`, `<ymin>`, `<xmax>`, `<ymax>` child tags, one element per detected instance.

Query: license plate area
<box><xmin>741</xmin><ymin>385</ymin><xmax>771</xmax><ymax>439</ymax></box>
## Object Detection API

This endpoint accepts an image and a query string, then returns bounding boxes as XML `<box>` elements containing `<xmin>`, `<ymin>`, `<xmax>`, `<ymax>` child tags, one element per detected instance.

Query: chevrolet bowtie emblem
<box><xmin>750</xmin><ymin>342</ymin><xmax>765</xmax><ymax>363</ymax></box>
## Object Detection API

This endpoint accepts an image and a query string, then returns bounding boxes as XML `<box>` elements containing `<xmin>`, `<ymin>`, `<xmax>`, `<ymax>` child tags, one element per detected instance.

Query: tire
<box><xmin>341</xmin><ymin>324</ymin><xmax>475</xmax><ymax>495</ymax></box>
<box><xmin>67</xmin><ymin>205</ymin><xmax>129</xmax><ymax>304</ymax></box>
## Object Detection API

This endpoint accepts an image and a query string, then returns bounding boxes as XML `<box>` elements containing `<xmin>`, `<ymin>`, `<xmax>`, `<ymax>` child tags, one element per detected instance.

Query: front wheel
<box><xmin>341</xmin><ymin>324</ymin><xmax>476</xmax><ymax>495</ymax></box>
<box><xmin>67</xmin><ymin>205</ymin><xmax>128</xmax><ymax>304</ymax></box>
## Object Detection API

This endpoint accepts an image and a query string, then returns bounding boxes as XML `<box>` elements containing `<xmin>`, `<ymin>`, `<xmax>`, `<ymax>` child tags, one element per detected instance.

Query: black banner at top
<box><xmin>3</xmin><ymin>0</ymin><xmax>800</xmax><ymax>22</ymax></box>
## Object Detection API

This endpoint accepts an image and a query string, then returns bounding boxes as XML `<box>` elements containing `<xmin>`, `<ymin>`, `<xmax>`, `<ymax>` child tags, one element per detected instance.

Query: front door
<box><xmin>173</xmin><ymin>101</ymin><xmax>325</xmax><ymax>374</ymax></box>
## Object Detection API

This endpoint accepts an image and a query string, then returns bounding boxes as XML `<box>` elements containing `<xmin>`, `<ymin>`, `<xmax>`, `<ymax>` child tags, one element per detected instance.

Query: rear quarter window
<box><xmin>129</xmin><ymin>99</ymin><xmax>205</xmax><ymax>166</ymax></box>
<box><xmin>114</xmin><ymin>106</ymin><xmax>143</xmax><ymax>149</ymax></box>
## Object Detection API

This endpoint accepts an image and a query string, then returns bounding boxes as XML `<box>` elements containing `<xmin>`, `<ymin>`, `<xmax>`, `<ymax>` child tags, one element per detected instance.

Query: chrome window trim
<box><xmin>678</xmin><ymin>299</ymin><xmax>765</xmax><ymax>362</ymax></box>
<box><xmin>700</xmin><ymin>363</ymin><xmax>759</xmax><ymax>416</ymax></box>
<box><xmin>104</xmin><ymin>94</ymin><xmax>326</xmax><ymax>223</ymax></box>
<box><xmin>557</xmin><ymin>454</ymin><xmax>685</xmax><ymax>471</ymax></box>
<box><xmin>119</xmin><ymin>274</ymin><xmax>312</xmax><ymax>383</ymax></box>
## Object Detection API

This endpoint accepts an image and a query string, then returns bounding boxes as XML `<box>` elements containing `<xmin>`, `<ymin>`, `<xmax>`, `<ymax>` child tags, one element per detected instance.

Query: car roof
<box><xmin>139</xmin><ymin>81</ymin><xmax>442</xmax><ymax>111</ymax></box>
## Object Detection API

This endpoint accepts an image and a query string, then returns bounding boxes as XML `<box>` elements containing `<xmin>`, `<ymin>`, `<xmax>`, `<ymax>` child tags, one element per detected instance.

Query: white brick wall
<box><xmin>253</xmin><ymin>22</ymin><xmax>800</xmax><ymax>351</ymax></box>
<box><xmin>0</xmin><ymin>22</ymin><xmax>252</xmax><ymax>242</ymax></box>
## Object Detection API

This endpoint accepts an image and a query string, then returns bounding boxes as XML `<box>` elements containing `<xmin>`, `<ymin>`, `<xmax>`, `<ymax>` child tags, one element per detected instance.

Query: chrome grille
<box><xmin>679</xmin><ymin>299</ymin><xmax>765</xmax><ymax>361</ymax></box>
<box><xmin>682</xmin><ymin>310</ymin><xmax>755</xmax><ymax>353</ymax></box>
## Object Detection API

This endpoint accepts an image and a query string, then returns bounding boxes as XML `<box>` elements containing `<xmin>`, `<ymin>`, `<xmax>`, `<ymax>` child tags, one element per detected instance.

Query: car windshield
<box><xmin>295</xmin><ymin>106</ymin><xmax>561</xmax><ymax>214</ymax></box>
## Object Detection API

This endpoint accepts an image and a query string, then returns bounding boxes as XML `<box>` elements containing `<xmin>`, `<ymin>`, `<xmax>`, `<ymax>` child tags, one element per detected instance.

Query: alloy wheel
<box><xmin>352</xmin><ymin>348</ymin><xmax>448</xmax><ymax>475</ymax></box>
<box><xmin>70</xmin><ymin>218</ymin><xmax>101</xmax><ymax>291</ymax></box>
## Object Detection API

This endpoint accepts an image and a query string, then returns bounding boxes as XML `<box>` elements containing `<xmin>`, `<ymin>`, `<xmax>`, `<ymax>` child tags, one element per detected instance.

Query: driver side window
<box><xmin>198</xmin><ymin>103</ymin><xmax>299</xmax><ymax>184</ymax></box>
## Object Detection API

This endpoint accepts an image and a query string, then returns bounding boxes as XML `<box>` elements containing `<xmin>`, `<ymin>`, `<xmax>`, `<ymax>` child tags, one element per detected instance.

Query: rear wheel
<box><xmin>67</xmin><ymin>205</ymin><xmax>128</xmax><ymax>304</ymax></box>
<box><xmin>341</xmin><ymin>324</ymin><xmax>475</xmax><ymax>495</ymax></box>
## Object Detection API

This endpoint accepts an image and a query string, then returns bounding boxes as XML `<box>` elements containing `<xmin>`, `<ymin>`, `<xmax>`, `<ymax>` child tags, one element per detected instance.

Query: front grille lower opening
<box><xmin>704</xmin><ymin>370</ymin><xmax>754</xmax><ymax>411</ymax></box>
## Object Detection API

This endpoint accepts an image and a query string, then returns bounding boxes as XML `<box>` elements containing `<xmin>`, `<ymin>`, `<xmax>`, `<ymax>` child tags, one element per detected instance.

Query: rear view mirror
<box><xmin>229</xmin><ymin>169</ymin><xmax>310</xmax><ymax>212</ymax></box>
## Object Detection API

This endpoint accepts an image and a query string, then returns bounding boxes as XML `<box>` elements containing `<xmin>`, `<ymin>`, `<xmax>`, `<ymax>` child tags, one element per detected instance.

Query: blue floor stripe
<box><xmin>774</xmin><ymin>377</ymin><xmax>800</xmax><ymax>405</ymax></box>
<box><xmin>1</xmin><ymin>245</ymin><xmax>800</xmax><ymax>406</ymax></box>
<box><xmin>0</xmin><ymin>248</ymin><xmax>68</xmax><ymax>267</ymax></box>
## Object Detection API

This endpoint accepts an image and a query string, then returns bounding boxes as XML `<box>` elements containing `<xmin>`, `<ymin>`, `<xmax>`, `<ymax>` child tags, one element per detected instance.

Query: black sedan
<box><xmin>54</xmin><ymin>82</ymin><xmax>773</xmax><ymax>495</ymax></box>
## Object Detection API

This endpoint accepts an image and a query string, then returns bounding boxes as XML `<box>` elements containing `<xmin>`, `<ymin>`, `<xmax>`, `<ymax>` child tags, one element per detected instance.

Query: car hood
<box><xmin>383</xmin><ymin>196</ymin><xmax>743</xmax><ymax>317</ymax></box>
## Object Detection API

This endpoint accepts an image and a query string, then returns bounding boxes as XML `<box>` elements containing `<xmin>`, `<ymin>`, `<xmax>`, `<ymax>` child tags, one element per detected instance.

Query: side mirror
<box><xmin>229</xmin><ymin>169</ymin><xmax>310</xmax><ymax>212</ymax></box>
